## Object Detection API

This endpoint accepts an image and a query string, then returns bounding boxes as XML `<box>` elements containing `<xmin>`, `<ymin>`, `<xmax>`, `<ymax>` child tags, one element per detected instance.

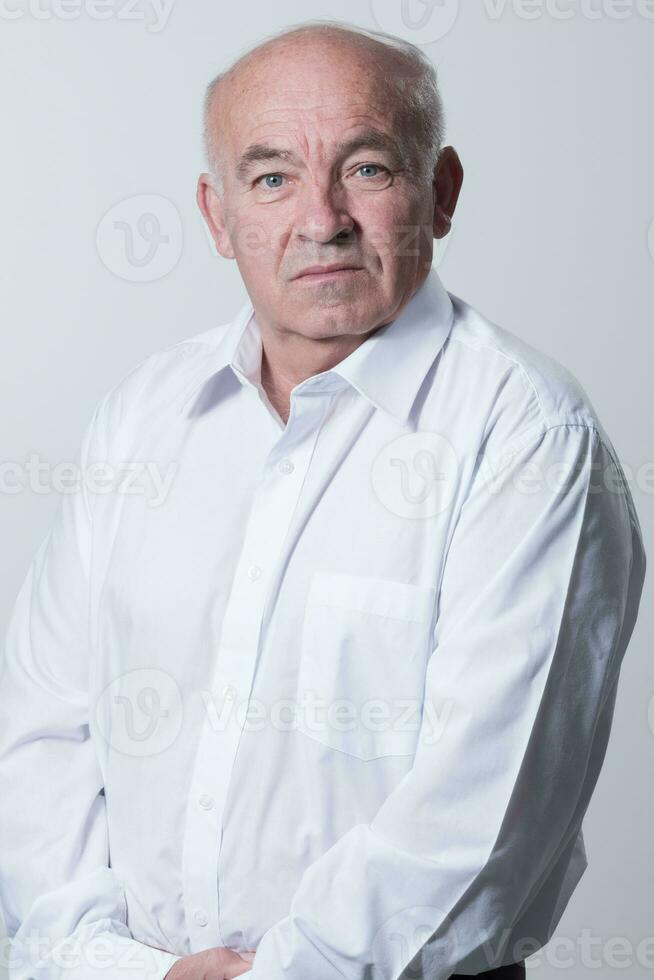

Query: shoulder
<box><xmin>443</xmin><ymin>292</ymin><xmax>609</xmax><ymax>453</ymax></box>
<box><xmin>89</xmin><ymin>320</ymin><xmax>232</xmax><ymax>451</ymax></box>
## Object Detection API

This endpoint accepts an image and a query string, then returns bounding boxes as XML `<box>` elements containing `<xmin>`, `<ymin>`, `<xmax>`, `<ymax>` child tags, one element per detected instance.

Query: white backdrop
<box><xmin>1</xmin><ymin>1</ymin><xmax>652</xmax><ymax>977</ymax></box>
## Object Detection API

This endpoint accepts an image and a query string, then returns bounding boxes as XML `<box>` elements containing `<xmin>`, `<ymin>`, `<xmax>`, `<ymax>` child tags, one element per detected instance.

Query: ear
<box><xmin>196</xmin><ymin>173</ymin><xmax>235</xmax><ymax>259</ymax></box>
<box><xmin>432</xmin><ymin>146</ymin><xmax>464</xmax><ymax>240</ymax></box>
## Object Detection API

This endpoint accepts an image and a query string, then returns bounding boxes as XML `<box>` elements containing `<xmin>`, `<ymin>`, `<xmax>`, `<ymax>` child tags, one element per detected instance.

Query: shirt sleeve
<box><xmin>0</xmin><ymin>398</ymin><xmax>184</xmax><ymax>980</ymax></box>
<box><xmin>246</xmin><ymin>422</ymin><xmax>647</xmax><ymax>980</ymax></box>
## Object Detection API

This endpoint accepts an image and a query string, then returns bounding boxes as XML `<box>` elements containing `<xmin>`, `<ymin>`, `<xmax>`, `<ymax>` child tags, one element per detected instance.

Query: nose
<box><xmin>294</xmin><ymin>183</ymin><xmax>355</xmax><ymax>245</ymax></box>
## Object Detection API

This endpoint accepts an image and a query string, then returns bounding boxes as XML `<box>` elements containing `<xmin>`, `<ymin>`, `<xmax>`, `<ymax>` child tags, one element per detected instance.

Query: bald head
<box><xmin>202</xmin><ymin>20</ymin><xmax>445</xmax><ymax>198</ymax></box>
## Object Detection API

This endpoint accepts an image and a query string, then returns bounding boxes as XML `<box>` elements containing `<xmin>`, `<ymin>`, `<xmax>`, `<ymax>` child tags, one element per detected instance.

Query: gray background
<box><xmin>1</xmin><ymin>0</ymin><xmax>652</xmax><ymax>976</ymax></box>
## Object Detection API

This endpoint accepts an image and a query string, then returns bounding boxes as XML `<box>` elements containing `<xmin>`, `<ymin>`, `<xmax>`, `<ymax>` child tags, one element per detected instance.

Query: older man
<box><xmin>0</xmin><ymin>19</ymin><xmax>646</xmax><ymax>980</ymax></box>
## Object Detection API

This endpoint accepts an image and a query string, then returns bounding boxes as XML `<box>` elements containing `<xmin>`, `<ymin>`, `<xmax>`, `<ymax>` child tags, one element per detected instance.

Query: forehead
<box><xmin>217</xmin><ymin>39</ymin><xmax>404</xmax><ymax>152</ymax></box>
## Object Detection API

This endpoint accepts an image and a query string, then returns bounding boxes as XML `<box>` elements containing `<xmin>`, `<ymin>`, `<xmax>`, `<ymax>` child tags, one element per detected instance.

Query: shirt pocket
<box><xmin>296</xmin><ymin>571</ymin><xmax>437</xmax><ymax>761</ymax></box>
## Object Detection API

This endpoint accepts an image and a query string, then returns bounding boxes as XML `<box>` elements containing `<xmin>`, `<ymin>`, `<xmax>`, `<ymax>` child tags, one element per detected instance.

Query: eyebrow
<box><xmin>234</xmin><ymin>129</ymin><xmax>407</xmax><ymax>183</ymax></box>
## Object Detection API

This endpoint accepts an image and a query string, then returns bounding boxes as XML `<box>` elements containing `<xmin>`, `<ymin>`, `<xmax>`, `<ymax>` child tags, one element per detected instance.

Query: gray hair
<box><xmin>202</xmin><ymin>19</ymin><xmax>446</xmax><ymax>199</ymax></box>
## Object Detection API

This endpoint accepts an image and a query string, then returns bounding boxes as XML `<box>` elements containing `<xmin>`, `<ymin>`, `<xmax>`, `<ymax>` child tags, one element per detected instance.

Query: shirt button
<box><xmin>247</xmin><ymin>564</ymin><xmax>262</xmax><ymax>581</ymax></box>
<box><xmin>198</xmin><ymin>794</ymin><xmax>214</xmax><ymax>810</ymax></box>
<box><xmin>222</xmin><ymin>684</ymin><xmax>237</xmax><ymax>700</ymax></box>
<box><xmin>193</xmin><ymin>909</ymin><xmax>208</xmax><ymax>927</ymax></box>
<box><xmin>278</xmin><ymin>458</ymin><xmax>295</xmax><ymax>475</ymax></box>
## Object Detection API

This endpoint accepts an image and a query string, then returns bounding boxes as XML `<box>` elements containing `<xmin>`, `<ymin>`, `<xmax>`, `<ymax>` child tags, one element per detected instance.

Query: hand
<box><xmin>163</xmin><ymin>946</ymin><xmax>256</xmax><ymax>979</ymax></box>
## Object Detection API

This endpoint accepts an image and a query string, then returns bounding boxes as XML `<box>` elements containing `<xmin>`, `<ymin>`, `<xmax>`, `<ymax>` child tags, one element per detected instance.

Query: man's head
<box><xmin>197</xmin><ymin>20</ymin><xmax>463</xmax><ymax>345</ymax></box>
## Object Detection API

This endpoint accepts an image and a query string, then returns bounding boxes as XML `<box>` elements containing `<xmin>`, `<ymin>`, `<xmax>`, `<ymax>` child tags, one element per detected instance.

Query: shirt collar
<box><xmin>180</xmin><ymin>266</ymin><xmax>454</xmax><ymax>425</ymax></box>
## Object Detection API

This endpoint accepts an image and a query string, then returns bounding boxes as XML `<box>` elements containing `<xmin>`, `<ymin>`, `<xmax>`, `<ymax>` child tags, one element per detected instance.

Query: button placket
<box><xmin>181</xmin><ymin>392</ymin><xmax>334</xmax><ymax>951</ymax></box>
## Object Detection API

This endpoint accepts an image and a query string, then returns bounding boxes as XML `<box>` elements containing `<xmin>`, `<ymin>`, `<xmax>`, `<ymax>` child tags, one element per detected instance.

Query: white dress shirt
<box><xmin>0</xmin><ymin>267</ymin><xmax>646</xmax><ymax>980</ymax></box>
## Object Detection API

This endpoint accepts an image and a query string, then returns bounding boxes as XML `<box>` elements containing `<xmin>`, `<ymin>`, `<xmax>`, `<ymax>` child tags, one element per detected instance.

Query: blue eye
<box><xmin>357</xmin><ymin>164</ymin><xmax>386</xmax><ymax>178</ymax></box>
<box><xmin>259</xmin><ymin>174</ymin><xmax>285</xmax><ymax>189</ymax></box>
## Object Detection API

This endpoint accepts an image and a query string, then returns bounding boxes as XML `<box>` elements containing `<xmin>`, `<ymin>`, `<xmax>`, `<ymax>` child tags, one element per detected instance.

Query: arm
<box><xmin>246</xmin><ymin>422</ymin><xmax>646</xmax><ymax>980</ymax></box>
<box><xmin>0</xmin><ymin>399</ymin><xmax>184</xmax><ymax>980</ymax></box>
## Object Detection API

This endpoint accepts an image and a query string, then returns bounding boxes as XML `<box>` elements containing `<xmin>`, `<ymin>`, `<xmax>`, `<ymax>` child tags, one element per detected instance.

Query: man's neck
<box><xmin>258</xmin><ymin>323</ymin><xmax>376</xmax><ymax>426</ymax></box>
<box><xmin>260</xmin><ymin>355</ymin><xmax>292</xmax><ymax>425</ymax></box>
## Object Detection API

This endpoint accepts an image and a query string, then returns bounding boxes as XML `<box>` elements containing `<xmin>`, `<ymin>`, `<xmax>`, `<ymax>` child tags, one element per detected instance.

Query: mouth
<box><xmin>295</xmin><ymin>265</ymin><xmax>364</xmax><ymax>282</ymax></box>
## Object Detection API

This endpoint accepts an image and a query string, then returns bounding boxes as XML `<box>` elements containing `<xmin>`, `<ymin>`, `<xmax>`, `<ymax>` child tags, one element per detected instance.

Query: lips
<box><xmin>296</xmin><ymin>264</ymin><xmax>362</xmax><ymax>278</ymax></box>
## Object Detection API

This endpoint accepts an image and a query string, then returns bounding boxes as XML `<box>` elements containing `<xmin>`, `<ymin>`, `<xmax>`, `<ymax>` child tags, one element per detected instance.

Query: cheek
<box><xmin>359</xmin><ymin>196</ymin><xmax>425</xmax><ymax>262</ymax></box>
<box><xmin>230</xmin><ymin>210</ymin><xmax>291</xmax><ymax>269</ymax></box>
